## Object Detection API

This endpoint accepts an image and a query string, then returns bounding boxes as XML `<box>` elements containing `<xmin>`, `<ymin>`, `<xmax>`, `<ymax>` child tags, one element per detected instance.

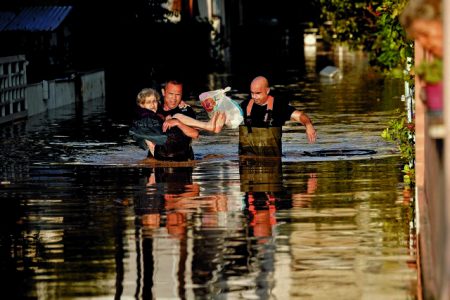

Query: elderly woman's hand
<box><xmin>162</xmin><ymin>118</ymin><xmax>181</xmax><ymax>132</ymax></box>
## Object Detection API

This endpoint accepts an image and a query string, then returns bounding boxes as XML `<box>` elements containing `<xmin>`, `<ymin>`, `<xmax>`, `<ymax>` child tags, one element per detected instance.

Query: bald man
<box><xmin>239</xmin><ymin>76</ymin><xmax>316</xmax><ymax>156</ymax></box>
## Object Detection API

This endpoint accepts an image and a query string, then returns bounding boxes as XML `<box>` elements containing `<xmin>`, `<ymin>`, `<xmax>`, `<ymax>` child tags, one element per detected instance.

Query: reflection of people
<box><xmin>291</xmin><ymin>173</ymin><xmax>318</xmax><ymax>208</ymax></box>
<box><xmin>244</xmin><ymin>180</ymin><xmax>319</xmax><ymax>239</ymax></box>
<box><xmin>133</xmin><ymin>166</ymin><xmax>230</xmax><ymax>298</ymax></box>
<box><xmin>246</xmin><ymin>192</ymin><xmax>277</xmax><ymax>239</ymax></box>
<box><xmin>135</xmin><ymin>167</ymin><xmax>229</xmax><ymax>235</ymax></box>
<box><xmin>239</xmin><ymin>76</ymin><xmax>317</xmax><ymax>156</ymax></box>
<box><xmin>133</xmin><ymin>168</ymin><xmax>164</xmax><ymax>230</ymax></box>
<box><xmin>239</xmin><ymin>157</ymin><xmax>283</xmax><ymax>239</ymax></box>
<box><xmin>400</xmin><ymin>0</ymin><xmax>442</xmax><ymax>58</ymax></box>
<box><xmin>134</xmin><ymin>167</ymin><xmax>197</xmax><ymax>237</ymax></box>
<box><xmin>239</xmin><ymin>157</ymin><xmax>318</xmax><ymax>238</ymax></box>
<box><xmin>133</xmin><ymin>167</ymin><xmax>195</xmax><ymax>299</ymax></box>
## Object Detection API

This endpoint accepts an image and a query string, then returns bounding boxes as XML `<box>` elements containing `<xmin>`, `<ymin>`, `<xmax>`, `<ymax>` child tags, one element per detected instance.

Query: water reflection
<box><xmin>304</xmin><ymin>45</ymin><xmax>317</xmax><ymax>80</ymax></box>
<box><xmin>132</xmin><ymin>166</ymin><xmax>232</xmax><ymax>299</ymax></box>
<box><xmin>239</xmin><ymin>157</ymin><xmax>283</xmax><ymax>298</ymax></box>
<box><xmin>104</xmin><ymin>160</ymin><xmax>322</xmax><ymax>299</ymax></box>
<box><xmin>0</xmin><ymin>47</ymin><xmax>418</xmax><ymax>298</ymax></box>
<box><xmin>0</xmin><ymin>153</ymin><xmax>417</xmax><ymax>299</ymax></box>
<box><xmin>134</xmin><ymin>167</ymin><xmax>195</xmax><ymax>298</ymax></box>
<box><xmin>237</xmin><ymin>157</ymin><xmax>321</xmax><ymax>299</ymax></box>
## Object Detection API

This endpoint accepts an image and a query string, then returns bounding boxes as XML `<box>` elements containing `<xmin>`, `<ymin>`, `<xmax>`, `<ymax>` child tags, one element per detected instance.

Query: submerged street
<box><xmin>0</xmin><ymin>48</ymin><xmax>417</xmax><ymax>299</ymax></box>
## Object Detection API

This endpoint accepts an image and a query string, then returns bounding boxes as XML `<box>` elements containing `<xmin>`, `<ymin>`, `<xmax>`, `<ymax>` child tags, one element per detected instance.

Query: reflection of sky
<box><xmin>304</xmin><ymin>45</ymin><xmax>317</xmax><ymax>79</ymax></box>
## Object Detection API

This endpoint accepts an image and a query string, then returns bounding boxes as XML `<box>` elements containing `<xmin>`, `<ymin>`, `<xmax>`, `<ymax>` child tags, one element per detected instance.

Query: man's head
<box><xmin>250</xmin><ymin>76</ymin><xmax>270</xmax><ymax>106</ymax></box>
<box><xmin>162</xmin><ymin>80</ymin><xmax>183</xmax><ymax>110</ymax></box>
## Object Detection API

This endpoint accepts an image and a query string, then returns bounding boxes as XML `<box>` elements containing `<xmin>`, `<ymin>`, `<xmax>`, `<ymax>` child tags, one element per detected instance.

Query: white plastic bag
<box><xmin>199</xmin><ymin>87</ymin><xmax>244</xmax><ymax>129</ymax></box>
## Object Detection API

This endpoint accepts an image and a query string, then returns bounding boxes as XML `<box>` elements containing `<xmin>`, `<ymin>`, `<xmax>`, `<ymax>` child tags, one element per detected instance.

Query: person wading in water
<box><xmin>239</xmin><ymin>76</ymin><xmax>317</xmax><ymax>156</ymax></box>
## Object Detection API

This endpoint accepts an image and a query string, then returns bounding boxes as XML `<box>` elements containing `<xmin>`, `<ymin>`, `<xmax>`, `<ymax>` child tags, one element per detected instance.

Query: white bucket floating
<box><xmin>320</xmin><ymin>66</ymin><xmax>341</xmax><ymax>78</ymax></box>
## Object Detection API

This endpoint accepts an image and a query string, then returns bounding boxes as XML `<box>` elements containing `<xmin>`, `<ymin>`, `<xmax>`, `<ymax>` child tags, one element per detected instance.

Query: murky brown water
<box><xmin>0</xmin><ymin>48</ymin><xmax>417</xmax><ymax>299</ymax></box>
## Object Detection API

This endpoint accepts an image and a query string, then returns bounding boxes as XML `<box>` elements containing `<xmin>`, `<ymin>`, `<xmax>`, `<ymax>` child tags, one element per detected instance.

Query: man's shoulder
<box><xmin>273</xmin><ymin>95</ymin><xmax>293</xmax><ymax>108</ymax></box>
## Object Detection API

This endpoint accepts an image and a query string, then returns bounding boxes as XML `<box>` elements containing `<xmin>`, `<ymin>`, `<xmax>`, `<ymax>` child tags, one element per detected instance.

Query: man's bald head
<box><xmin>250</xmin><ymin>76</ymin><xmax>271</xmax><ymax>105</ymax></box>
<box><xmin>251</xmin><ymin>76</ymin><xmax>269</xmax><ymax>89</ymax></box>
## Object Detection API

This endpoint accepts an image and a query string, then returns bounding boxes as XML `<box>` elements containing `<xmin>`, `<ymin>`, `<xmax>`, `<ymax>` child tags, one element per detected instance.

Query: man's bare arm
<box><xmin>163</xmin><ymin>118</ymin><xmax>199</xmax><ymax>139</ymax></box>
<box><xmin>291</xmin><ymin>110</ymin><xmax>317</xmax><ymax>143</ymax></box>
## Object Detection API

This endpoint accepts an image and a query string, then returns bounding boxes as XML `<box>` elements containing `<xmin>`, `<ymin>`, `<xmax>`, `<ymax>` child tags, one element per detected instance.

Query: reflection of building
<box><xmin>304</xmin><ymin>44</ymin><xmax>317</xmax><ymax>78</ymax></box>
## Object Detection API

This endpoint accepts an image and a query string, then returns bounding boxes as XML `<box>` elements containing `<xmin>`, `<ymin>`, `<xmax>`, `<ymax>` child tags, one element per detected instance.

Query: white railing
<box><xmin>0</xmin><ymin>55</ymin><xmax>28</xmax><ymax>124</ymax></box>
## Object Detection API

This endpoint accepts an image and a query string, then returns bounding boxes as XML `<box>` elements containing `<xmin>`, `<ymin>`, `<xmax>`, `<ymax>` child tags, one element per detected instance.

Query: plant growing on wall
<box><xmin>381</xmin><ymin>110</ymin><xmax>415</xmax><ymax>188</ymax></box>
<box><xmin>370</xmin><ymin>0</ymin><xmax>412</xmax><ymax>79</ymax></box>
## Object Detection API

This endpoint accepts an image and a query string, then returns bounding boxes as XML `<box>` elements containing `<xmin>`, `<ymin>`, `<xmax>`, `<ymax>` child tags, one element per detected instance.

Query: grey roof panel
<box><xmin>5</xmin><ymin>6</ymin><xmax>72</xmax><ymax>32</ymax></box>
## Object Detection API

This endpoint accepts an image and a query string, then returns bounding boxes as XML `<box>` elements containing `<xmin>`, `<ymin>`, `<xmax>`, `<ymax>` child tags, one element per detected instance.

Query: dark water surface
<box><xmin>0</xmin><ymin>49</ymin><xmax>417</xmax><ymax>299</ymax></box>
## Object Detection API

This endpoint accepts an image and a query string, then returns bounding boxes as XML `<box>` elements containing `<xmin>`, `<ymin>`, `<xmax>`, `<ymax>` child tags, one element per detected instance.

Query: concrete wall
<box><xmin>81</xmin><ymin>70</ymin><xmax>105</xmax><ymax>101</ymax></box>
<box><xmin>25</xmin><ymin>70</ymin><xmax>105</xmax><ymax>117</ymax></box>
<box><xmin>26</xmin><ymin>79</ymin><xmax>75</xmax><ymax>116</ymax></box>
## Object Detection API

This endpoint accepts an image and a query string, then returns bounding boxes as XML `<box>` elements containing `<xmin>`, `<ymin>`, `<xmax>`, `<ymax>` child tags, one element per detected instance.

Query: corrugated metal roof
<box><xmin>0</xmin><ymin>11</ymin><xmax>15</xmax><ymax>31</ymax></box>
<box><xmin>4</xmin><ymin>6</ymin><xmax>72</xmax><ymax>32</ymax></box>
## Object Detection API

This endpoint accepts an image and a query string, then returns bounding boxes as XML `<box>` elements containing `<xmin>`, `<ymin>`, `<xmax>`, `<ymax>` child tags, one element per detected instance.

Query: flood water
<box><xmin>0</xmin><ymin>48</ymin><xmax>417</xmax><ymax>299</ymax></box>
